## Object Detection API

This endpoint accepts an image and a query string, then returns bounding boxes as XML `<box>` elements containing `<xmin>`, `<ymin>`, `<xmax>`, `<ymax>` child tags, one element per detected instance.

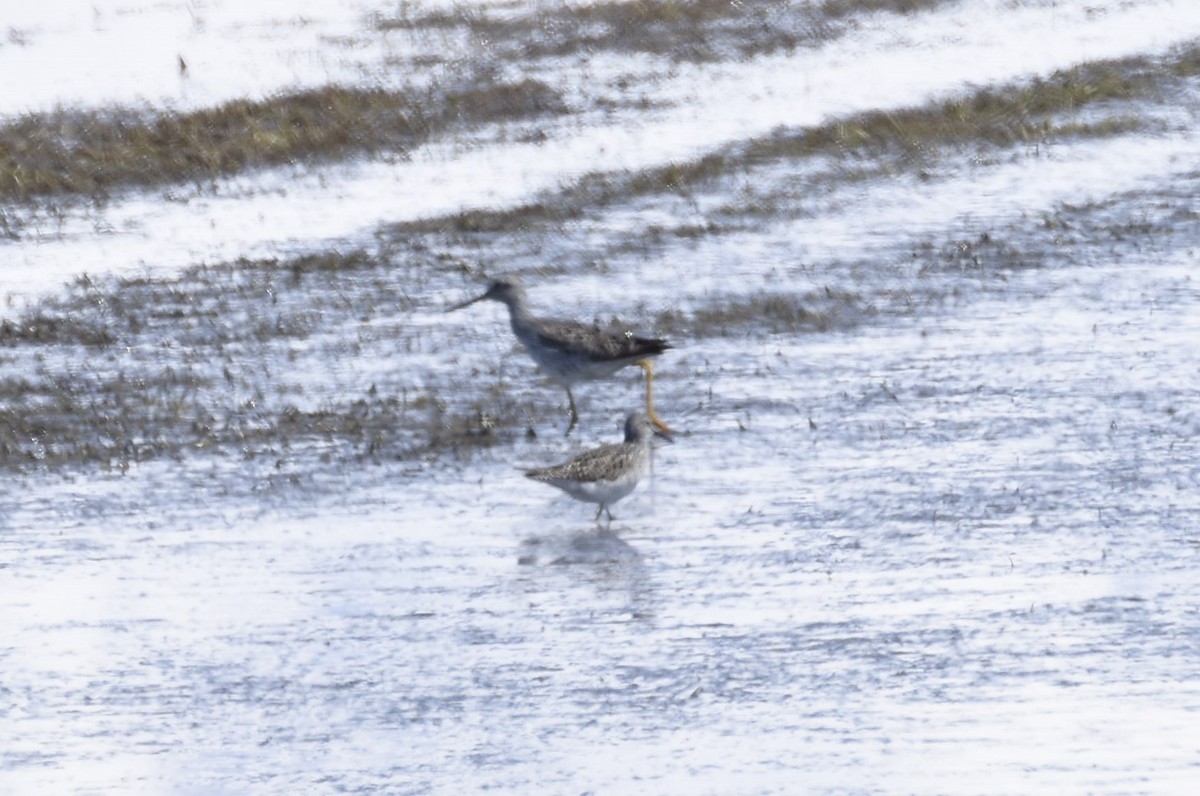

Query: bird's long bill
<box><xmin>649</xmin><ymin>413</ymin><xmax>674</xmax><ymax>437</ymax></box>
<box><xmin>446</xmin><ymin>291</ymin><xmax>489</xmax><ymax>313</ymax></box>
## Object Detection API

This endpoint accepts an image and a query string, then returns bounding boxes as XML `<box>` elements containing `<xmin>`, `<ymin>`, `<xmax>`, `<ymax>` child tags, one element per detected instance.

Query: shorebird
<box><xmin>448</xmin><ymin>277</ymin><xmax>672</xmax><ymax>435</ymax></box>
<box><xmin>524</xmin><ymin>412</ymin><xmax>671</xmax><ymax>524</ymax></box>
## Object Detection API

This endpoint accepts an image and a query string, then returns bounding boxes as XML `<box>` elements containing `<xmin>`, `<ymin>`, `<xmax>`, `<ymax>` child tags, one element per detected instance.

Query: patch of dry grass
<box><xmin>652</xmin><ymin>287</ymin><xmax>868</xmax><ymax>339</ymax></box>
<box><xmin>0</xmin><ymin>80</ymin><xmax>565</xmax><ymax>201</ymax></box>
<box><xmin>378</xmin><ymin>0</ymin><xmax>959</xmax><ymax>63</ymax></box>
<box><xmin>819</xmin><ymin>0</ymin><xmax>947</xmax><ymax>17</ymax></box>
<box><xmin>746</xmin><ymin>50</ymin><xmax>1192</xmax><ymax>160</ymax></box>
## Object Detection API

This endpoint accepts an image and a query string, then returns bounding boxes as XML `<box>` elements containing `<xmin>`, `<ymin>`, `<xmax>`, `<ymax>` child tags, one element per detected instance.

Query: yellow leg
<box><xmin>634</xmin><ymin>359</ymin><xmax>672</xmax><ymax>433</ymax></box>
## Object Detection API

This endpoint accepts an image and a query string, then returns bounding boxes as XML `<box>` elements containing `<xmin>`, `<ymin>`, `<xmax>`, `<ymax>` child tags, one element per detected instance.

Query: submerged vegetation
<box><xmin>0</xmin><ymin>249</ymin><xmax>534</xmax><ymax>472</ymax></box>
<box><xmin>3</xmin><ymin>174</ymin><xmax>1194</xmax><ymax>474</ymax></box>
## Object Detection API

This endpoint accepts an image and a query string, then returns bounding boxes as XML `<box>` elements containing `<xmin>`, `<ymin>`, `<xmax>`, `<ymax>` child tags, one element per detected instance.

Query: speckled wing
<box><xmin>525</xmin><ymin>442</ymin><xmax>631</xmax><ymax>483</ymax></box>
<box><xmin>532</xmin><ymin>318</ymin><xmax>670</xmax><ymax>364</ymax></box>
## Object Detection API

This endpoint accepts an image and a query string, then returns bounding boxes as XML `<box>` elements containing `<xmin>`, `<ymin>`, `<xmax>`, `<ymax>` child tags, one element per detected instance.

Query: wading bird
<box><xmin>449</xmin><ymin>277</ymin><xmax>672</xmax><ymax>435</ymax></box>
<box><xmin>524</xmin><ymin>412</ymin><xmax>671</xmax><ymax>524</ymax></box>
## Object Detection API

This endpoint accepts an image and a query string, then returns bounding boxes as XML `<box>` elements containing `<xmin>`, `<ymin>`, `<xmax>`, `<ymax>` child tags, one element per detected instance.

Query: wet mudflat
<box><xmin>3</xmin><ymin>0</ymin><xmax>1200</xmax><ymax>793</ymax></box>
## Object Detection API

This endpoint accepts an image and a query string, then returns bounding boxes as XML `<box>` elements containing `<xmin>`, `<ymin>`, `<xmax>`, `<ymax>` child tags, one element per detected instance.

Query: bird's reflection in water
<box><xmin>517</xmin><ymin>527</ymin><xmax>657</xmax><ymax>621</ymax></box>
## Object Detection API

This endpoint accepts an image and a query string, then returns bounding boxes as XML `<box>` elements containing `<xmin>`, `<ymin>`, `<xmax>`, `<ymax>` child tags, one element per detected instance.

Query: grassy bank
<box><xmin>0</xmin><ymin>79</ymin><xmax>565</xmax><ymax>201</ymax></box>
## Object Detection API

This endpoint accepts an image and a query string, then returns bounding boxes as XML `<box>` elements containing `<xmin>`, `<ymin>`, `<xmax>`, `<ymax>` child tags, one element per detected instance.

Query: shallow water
<box><xmin>4</xmin><ymin>0</ymin><xmax>1200</xmax><ymax>794</ymax></box>
<box><xmin>6</xmin><ymin>230</ymin><xmax>1199</xmax><ymax>792</ymax></box>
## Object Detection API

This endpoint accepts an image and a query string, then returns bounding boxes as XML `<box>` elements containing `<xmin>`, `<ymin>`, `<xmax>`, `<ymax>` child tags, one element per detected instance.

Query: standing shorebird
<box><xmin>448</xmin><ymin>277</ymin><xmax>672</xmax><ymax>435</ymax></box>
<box><xmin>525</xmin><ymin>412</ymin><xmax>671</xmax><ymax>524</ymax></box>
